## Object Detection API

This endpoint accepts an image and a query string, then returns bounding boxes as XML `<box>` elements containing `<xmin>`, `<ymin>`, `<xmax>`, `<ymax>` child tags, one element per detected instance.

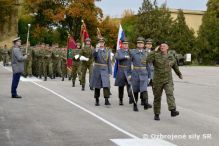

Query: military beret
<box><xmin>137</xmin><ymin>37</ymin><xmax>145</xmax><ymax>43</ymax></box>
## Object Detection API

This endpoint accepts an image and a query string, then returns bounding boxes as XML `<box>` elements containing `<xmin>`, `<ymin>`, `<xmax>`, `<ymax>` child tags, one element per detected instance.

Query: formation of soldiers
<box><xmin>1</xmin><ymin>35</ymin><xmax>183</xmax><ymax>121</ymax></box>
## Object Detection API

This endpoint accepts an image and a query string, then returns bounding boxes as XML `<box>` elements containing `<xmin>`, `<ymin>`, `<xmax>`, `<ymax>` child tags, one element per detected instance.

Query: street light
<box><xmin>26</xmin><ymin>24</ymin><xmax>31</xmax><ymax>54</ymax></box>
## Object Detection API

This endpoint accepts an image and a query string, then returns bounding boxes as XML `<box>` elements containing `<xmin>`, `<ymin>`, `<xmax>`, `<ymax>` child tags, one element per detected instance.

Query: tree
<box><xmin>0</xmin><ymin>0</ymin><xmax>14</xmax><ymax>25</ymax></box>
<box><xmin>134</xmin><ymin>0</ymin><xmax>173</xmax><ymax>46</ymax></box>
<box><xmin>24</xmin><ymin>0</ymin><xmax>103</xmax><ymax>46</ymax></box>
<box><xmin>99</xmin><ymin>16</ymin><xmax>118</xmax><ymax>51</ymax></box>
<box><xmin>196</xmin><ymin>0</ymin><xmax>219</xmax><ymax>64</ymax></box>
<box><xmin>170</xmin><ymin>9</ymin><xmax>195</xmax><ymax>55</ymax></box>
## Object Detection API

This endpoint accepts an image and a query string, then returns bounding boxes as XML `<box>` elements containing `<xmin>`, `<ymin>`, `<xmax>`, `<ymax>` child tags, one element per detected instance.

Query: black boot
<box><xmin>82</xmin><ymin>85</ymin><xmax>85</xmax><ymax>91</ymax></box>
<box><xmin>95</xmin><ymin>98</ymin><xmax>100</xmax><ymax>106</ymax></box>
<box><xmin>72</xmin><ymin>81</ymin><xmax>75</xmax><ymax>87</ymax></box>
<box><xmin>119</xmin><ymin>98</ymin><xmax>123</xmax><ymax>106</ymax></box>
<box><xmin>133</xmin><ymin>104</ymin><xmax>138</xmax><ymax>112</ymax></box>
<box><xmin>90</xmin><ymin>87</ymin><xmax>94</xmax><ymax>90</ymax></box>
<box><xmin>144</xmin><ymin>98</ymin><xmax>152</xmax><ymax>110</ymax></box>
<box><xmin>141</xmin><ymin>99</ymin><xmax>144</xmax><ymax>106</ymax></box>
<box><xmin>39</xmin><ymin>75</ymin><xmax>42</xmax><ymax>79</ymax></box>
<box><xmin>61</xmin><ymin>77</ymin><xmax>64</xmax><ymax>81</ymax></box>
<box><xmin>171</xmin><ymin>109</ymin><xmax>179</xmax><ymax>117</ymax></box>
<box><xmin>44</xmin><ymin>77</ymin><xmax>47</xmax><ymax>81</ymax></box>
<box><xmin>105</xmin><ymin>98</ymin><xmax>111</xmax><ymax>105</ymax></box>
<box><xmin>154</xmin><ymin>114</ymin><xmax>160</xmax><ymax>121</ymax></box>
<box><xmin>129</xmin><ymin>96</ymin><xmax>133</xmax><ymax>104</ymax></box>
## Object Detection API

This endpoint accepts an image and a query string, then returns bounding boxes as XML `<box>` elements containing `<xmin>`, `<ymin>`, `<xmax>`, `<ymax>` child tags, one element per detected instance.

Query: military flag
<box><xmin>113</xmin><ymin>24</ymin><xmax>125</xmax><ymax>78</ymax></box>
<box><xmin>67</xmin><ymin>34</ymin><xmax>76</xmax><ymax>72</ymax></box>
<box><xmin>80</xmin><ymin>20</ymin><xmax>89</xmax><ymax>46</ymax></box>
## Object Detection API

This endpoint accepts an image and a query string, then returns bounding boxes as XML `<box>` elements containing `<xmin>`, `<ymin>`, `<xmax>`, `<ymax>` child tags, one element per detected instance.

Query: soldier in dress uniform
<box><xmin>91</xmin><ymin>37</ymin><xmax>112</xmax><ymax>106</ymax></box>
<box><xmin>114</xmin><ymin>38</ymin><xmax>133</xmax><ymax>105</ymax></box>
<box><xmin>130</xmin><ymin>37</ymin><xmax>152</xmax><ymax>111</ymax></box>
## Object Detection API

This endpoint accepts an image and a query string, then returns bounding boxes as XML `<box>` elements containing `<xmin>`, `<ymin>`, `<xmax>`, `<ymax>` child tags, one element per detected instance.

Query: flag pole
<box><xmin>26</xmin><ymin>24</ymin><xmax>31</xmax><ymax>54</ymax></box>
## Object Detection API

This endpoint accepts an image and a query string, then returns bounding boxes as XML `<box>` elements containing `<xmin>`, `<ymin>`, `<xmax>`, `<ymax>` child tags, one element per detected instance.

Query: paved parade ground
<box><xmin>0</xmin><ymin>62</ymin><xmax>219</xmax><ymax>146</ymax></box>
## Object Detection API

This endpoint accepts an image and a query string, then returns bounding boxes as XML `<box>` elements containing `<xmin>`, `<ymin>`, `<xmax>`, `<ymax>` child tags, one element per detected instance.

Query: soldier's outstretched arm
<box><xmin>115</xmin><ymin>51</ymin><xmax>126</xmax><ymax>60</ymax></box>
<box><xmin>172</xmin><ymin>58</ymin><xmax>183</xmax><ymax>79</ymax></box>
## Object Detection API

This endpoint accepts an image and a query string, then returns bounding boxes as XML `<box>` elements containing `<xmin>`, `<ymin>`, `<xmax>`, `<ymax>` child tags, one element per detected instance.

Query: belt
<box><xmin>118</xmin><ymin>64</ymin><xmax>128</xmax><ymax>68</ymax></box>
<box><xmin>133</xmin><ymin>66</ymin><xmax>146</xmax><ymax>70</ymax></box>
<box><xmin>94</xmin><ymin>63</ymin><xmax>107</xmax><ymax>67</ymax></box>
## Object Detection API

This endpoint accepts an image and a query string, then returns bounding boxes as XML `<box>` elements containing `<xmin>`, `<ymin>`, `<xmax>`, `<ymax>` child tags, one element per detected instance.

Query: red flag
<box><xmin>67</xmin><ymin>35</ymin><xmax>76</xmax><ymax>72</ymax></box>
<box><xmin>80</xmin><ymin>20</ymin><xmax>89</xmax><ymax>43</ymax></box>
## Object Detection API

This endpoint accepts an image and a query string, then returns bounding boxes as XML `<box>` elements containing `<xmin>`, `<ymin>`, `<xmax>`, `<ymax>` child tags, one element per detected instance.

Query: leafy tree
<box><xmin>171</xmin><ymin>9</ymin><xmax>195</xmax><ymax>55</ymax></box>
<box><xmin>197</xmin><ymin>0</ymin><xmax>219</xmax><ymax>64</ymax></box>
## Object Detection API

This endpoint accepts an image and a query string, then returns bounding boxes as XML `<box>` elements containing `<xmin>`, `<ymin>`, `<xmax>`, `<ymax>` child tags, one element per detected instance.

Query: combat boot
<box><xmin>61</xmin><ymin>77</ymin><xmax>64</xmax><ymax>81</ymax></box>
<box><xmin>105</xmin><ymin>98</ymin><xmax>111</xmax><ymax>105</ymax></box>
<box><xmin>95</xmin><ymin>98</ymin><xmax>100</xmax><ymax>106</ymax></box>
<box><xmin>82</xmin><ymin>85</ymin><xmax>85</xmax><ymax>91</ymax></box>
<box><xmin>133</xmin><ymin>104</ymin><xmax>138</xmax><ymax>112</ymax></box>
<box><xmin>171</xmin><ymin>109</ymin><xmax>179</xmax><ymax>117</ymax></box>
<box><xmin>154</xmin><ymin>114</ymin><xmax>160</xmax><ymax>121</ymax></box>
<box><xmin>44</xmin><ymin>77</ymin><xmax>47</xmax><ymax>81</ymax></box>
<box><xmin>144</xmin><ymin>98</ymin><xmax>152</xmax><ymax>110</ymax></box>
<box><xmin>129</xmin><ymin>97</ymin><xmax>133</xmax><ymax>104</ymax></box>
<box><xmin>72</xmin><ymin>81</ymin><xmax>75</xmax><ymax>87</ymax></box>
<box><xmin>119</xmin><ymin>98</ymin><xmax>123</xmax><ymax>106</ymax></box>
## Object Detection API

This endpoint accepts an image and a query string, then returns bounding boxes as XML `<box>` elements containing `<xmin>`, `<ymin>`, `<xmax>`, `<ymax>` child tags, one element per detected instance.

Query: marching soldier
<box><xmin>130</xmin><ymin>37</ymin><xmax>152</xmax><ymax>112</ymax></box>
<box><xmin>80</xmin><ymin>38</ymin><xmax>93</xmax><ymax>91</ymax></box>
<box><xmin>91</xmin><ymin>37</ymin><xmax>112</xmax><ymax>106</ymax></box>
<box><xmin>114</xmin><ymin>38</ymin><xmax>133</xmax><ymax>105</ymax></box>
<box><xmin>42</xmin><ymin>46</ymin><xmax>53</xmax><ymax>81</ymax></box>
<box><xmin>142</xmin><ymin>42</ymin><xmax>183</xmax><ymax>121</ymax></box>
<box><xmin>61</xmin><ymin>48</ymin><xmax>67</xmax><ymax>81</ymax></box>
<box><xmin>71</xmin><ymin>42</ymin><xmax>82</xmax><ymax>87</ymax></box>
<box><xmin>23</xmin><ymin>47</ymin><xmax>33</xmax><ymax>77</ymax></box>
<box><xmin>2</xmin><ymin>44</ymin><xmax>10</xmax><ymax>66</ymax></box>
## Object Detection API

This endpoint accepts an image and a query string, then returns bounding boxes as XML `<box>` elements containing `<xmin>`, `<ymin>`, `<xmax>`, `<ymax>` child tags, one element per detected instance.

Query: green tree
<box><xmin>171</xmin><ymin>9</ymin><xmax>195</xmax><ymax>55</ymax></box>
<box><xmin>196</xmin><ymin>0</ymin><xmax>219</xmax><ymax>64</ymax></box>
<box><xmin>134</xmin><ymin>0</ymin><xmax>173</xmax><ymax>46</ymax></box>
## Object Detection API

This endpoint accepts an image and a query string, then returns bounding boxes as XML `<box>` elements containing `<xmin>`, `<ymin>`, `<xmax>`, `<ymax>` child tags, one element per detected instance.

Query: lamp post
<box><xmin>26</xmin><ymin>23</ymin><xmax>31</xmax><ymax>54</ymax></box>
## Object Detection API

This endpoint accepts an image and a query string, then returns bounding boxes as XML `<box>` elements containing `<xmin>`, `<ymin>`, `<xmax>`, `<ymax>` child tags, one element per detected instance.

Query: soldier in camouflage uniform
<box><xmin>142</xmin><ymin>42</ymin><xmax>183</xmax><ymax>121</ymax></box>
<box><xmin>80</xmin><ymin>38</ymin><xmax>93</xmax><ymax>91</ymax></box>
<box><xmin>23</xmin><ymin>47</ymin><xmax>33</xmax><ymax>77</ymax></box>
<box><xmin>71</xmin><ymin>42</ymin><xmax>81</xmax><ymax>87</ymax></box>
<box><xmin>2</xmin><ymin>45</ymin><xmax>10</xmax><ymax>66</ymax></box>
<box><xmin>52</xmin><ymin>47</ymin><xmax>62</xmax><ymax>79</ymax></box>
<box><xmin>60</xmin><ymin>48</ymin><xmax>67</xmax><ymax>81</ymax></box>
<box><xmin>35</xmin><ymin>45</ymin><xmax>44</xmax><ymax>79</ymax></box>
<box><xmin>43</xmin><ymin>46</ymin><xmax>53</xmax><ymax>81</ymax></box>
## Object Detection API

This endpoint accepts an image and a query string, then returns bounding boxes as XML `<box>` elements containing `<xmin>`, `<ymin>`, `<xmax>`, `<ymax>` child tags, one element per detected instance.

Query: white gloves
<box><xmin>23</xmin><ymin>55</ymin><xmax>27</xmax><ymax>59</ymax></box>
<box><xmin>74</xmin><ymin>54</ymin><xmax>80</xmax><ymax>59</ymax></box>
<box><xmin>80</xmin><ymin>56</ymin><xmax>89</xmax><ymax>61</ymax></box>
<box><xmin>110</xmin><ymin>52</ymin><xmax>114</xmax><ymax>60</ymax></box>
<box><xmin>125</xmin><ymin>55</ymin><xmax>130</xmax><ymax>59</ymax></box>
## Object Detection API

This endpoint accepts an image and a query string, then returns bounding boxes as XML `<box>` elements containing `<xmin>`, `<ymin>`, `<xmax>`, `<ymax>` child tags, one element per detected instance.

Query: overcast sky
<box><xmin>95</xmin><ymin>0</ymin><xmax>208</xmax><ymax>18</ymax></box>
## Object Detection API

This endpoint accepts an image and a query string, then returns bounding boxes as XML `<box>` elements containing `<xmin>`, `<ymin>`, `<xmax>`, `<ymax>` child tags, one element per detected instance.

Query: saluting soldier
<box><xmin>142</xmin><ymin>42</ymin><xmax>183</xmax><ymax>121</ymax></box>
<box><xmin>91</xmin><ymin>37</ymin><xmax>112</xmax><ymax>106</ymax></box>
<box><xmin>130</xmin><ymin>37</ymin><xmax>152</xmax><ymax>112</ymax></box>
<box><xmin>114</xmin><ymin>38</ymin><xmax>133</xmax><ymax>105</ymax></box>
<box><xmin>80</xmin><ymin>38</ymin><xmax>93</xmax><ymax>91</ymax></box>
<box><xmin>71</xmin><ymin>42</ymin><xmax>82</xmax><ymax>87</ymax></box>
